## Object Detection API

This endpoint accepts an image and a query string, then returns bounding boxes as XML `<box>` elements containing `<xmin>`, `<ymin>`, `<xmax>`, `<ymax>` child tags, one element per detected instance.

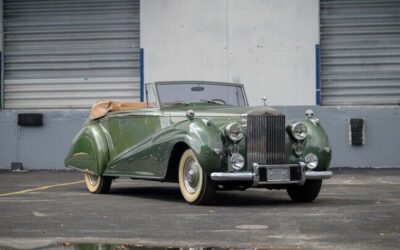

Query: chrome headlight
<box><xmin>305</xmin><ymin>153</ymin><xmax>318</xmax><ymax>170</ymax></box>
<box><xmin>291</xmin><ymin>122</ymin><xmax>308</xmax><ymax>141</ymax></box>
<box><xmin>224</xmin><ymin>122</ymin><xmax>244</xmax><ymax>143</ymax></box>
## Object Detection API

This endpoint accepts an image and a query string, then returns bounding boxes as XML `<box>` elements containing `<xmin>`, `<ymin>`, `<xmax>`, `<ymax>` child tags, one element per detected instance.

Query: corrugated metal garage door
<box><xmin>320</xmin><ymin>0</ymin><xmax>400</xmax><ymax>105</ymax></box>
<box><xmin>3</xmin><ymin>0</ymin><xmax>140</xmax><ymax>109</ymax></box>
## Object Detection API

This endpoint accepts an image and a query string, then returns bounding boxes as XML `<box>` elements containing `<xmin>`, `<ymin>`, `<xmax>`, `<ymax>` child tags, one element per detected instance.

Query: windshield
<box><xmin>156</xmin><ymin>82</ymin><xmax>247</xmax><ymax>107</ymax></box>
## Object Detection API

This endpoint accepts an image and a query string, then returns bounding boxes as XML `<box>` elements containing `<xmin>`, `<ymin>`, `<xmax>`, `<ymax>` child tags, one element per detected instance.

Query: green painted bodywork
<box><xmin>65</xmin><ymin>123</ymin><xmax>109</xmax><ymax>175</ymax></box>
<box><xmin>65</xmin><ymin>83</ymin><xmax>331</xmax><ymax>181</ymax></box>
<box><xmin>285</xmin><ymin>118</ymin><xmax>331</xmax><ymax>171</ymax></box>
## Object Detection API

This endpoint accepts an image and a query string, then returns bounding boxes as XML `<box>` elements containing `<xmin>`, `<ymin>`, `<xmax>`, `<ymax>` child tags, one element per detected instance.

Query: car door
<box><xmin>101</xmin><ymin>83</ymin><xmax>168</xmax><ymax>177</ymax></box>
<box><xmin>100</xmin><ymin>109</ymin><xmax>163</xmax><ymax>177</ymax></box>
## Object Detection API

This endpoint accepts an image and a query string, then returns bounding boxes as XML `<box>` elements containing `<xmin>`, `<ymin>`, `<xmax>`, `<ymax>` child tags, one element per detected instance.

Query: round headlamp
<box><xmin>224</xmin><ymin>122</ymin><xmax>244</xmax><ymax>143</ymax></box>
<box><xmin>305</xmin><ymin>153</ymin><xmax>318</xmax><ymax>170</ymax></box>
<box><xmin>231</xmin><ymin>153</ymin><xmax>245</xmax><ymax>170</ymax></box>
<box><xmin>291</xmin><ymin>122</ymin><xmax>308</xmax><ymax>141</ymax></box>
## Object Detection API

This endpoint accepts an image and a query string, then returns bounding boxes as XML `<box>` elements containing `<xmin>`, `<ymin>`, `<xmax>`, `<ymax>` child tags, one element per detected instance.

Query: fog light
<box><xmin>231</xmin><ymin>153</ymin><xmax>245</xmax><ymax>170</ymax></box>
<box><xmin>305</xmin><ymin>153</ymin><xmax>318</xmax><ymax>170</ymax></box>
<box><xmin>292</xmin><ymin>142</ymin><xmax>304</xmax><ymax>156</ymax></box>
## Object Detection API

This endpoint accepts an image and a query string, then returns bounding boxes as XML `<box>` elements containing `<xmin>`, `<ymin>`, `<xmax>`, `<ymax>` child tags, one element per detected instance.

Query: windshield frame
<box><xmin>153</xmin><ymin>81</ymin><xmax>249</xmax><ymax>110</ymax></box>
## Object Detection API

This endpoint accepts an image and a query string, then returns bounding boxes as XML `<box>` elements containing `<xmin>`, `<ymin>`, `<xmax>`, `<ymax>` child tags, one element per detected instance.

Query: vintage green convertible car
<box><xmin>65</xmin><ymin>81</ymin><xmax>332</xmax><ymax>205</ymax></box>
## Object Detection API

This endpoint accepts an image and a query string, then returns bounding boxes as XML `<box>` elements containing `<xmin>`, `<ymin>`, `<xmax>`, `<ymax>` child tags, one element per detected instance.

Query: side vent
<box><xmin>18</xmin><ymin>113</ymin><xmax>43</xmax><ymax>127</ymax></box>
<box><xmin>349</xmin><ymin>118</ymin><xmax>364</xmax><ymax>146</ymax></box>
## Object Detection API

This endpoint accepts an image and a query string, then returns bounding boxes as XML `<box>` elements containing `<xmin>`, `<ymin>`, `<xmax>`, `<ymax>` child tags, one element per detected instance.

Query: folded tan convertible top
<box><xmin>90</xmin><ymin>100</ymin><xmax>146</xmax><ymax>120</ymax></box>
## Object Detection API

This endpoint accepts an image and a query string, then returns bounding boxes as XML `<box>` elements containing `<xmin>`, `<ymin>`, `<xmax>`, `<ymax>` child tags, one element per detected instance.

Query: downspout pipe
<box><xmin>140</xmin><ymin>48</ymin><xmax>144</xmax><ymax>102</ymax></box>
<box><xmin>315</xmin><ymin>44</ymin><xmax>321</xmax><ymax>105</ymax></box>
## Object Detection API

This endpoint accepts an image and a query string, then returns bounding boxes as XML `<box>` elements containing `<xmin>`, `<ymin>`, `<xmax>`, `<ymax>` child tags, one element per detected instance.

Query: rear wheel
<box><xmin>178</xmin><ymin>149</ymin><xmax>214</xmax><ymax>205</ymax></box>
<box><xmin>84</xmin><ymin>172</ymin><xmax>112</xmax><ymax>194</ymax></box>
<box><xmin>286</xmin><ymin>180</ymin><xmax>322</xmax><ymax>202</ymax></box>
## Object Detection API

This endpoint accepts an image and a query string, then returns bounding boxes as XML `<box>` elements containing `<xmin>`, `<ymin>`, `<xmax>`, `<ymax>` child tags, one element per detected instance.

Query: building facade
<box><xmin>0</xmin><ymin>0</ymin><xmax>399</xmax><ymax>169</ymax></box>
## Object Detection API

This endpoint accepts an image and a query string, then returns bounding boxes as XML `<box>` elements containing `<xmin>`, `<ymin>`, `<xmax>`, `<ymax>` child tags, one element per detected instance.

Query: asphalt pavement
<box><xmin>0</xmin><ymin>169</ymin><xmax>399</xmax><ymax>249</ymax></box>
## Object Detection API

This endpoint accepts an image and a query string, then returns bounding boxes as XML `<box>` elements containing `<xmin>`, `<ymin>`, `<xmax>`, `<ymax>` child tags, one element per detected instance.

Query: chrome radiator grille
<box><xmin>247</xmin><ymin>114</ymin><xmax>286</xmax><ymax>165</ymax></box>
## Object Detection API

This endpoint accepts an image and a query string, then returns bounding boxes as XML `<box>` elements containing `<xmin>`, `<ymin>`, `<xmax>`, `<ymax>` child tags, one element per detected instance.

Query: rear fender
<box><xmin>64</xmin><ymin>123</ymin><xmax>109</xmax><ymax>175</ymax></box>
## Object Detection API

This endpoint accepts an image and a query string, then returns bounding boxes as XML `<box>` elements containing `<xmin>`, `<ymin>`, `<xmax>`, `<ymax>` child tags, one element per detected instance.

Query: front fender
<box><xmin>300</xmin><ymin>119</ymin><xmax>332</xmax><ymax>171</ymax></box>
<box><xmin>286</xmin><ymin>119</ymin><xmax>332</xmax><ymax>171</ymax></box>
<box><xmin>184</xmin><ymin>118</ymin><xmax>224</xmax><ymax>175</ymax></box>
<box><xmin>64</xmin><ymin>123</ymin><xmax>109</xmax><ymax>175</ymax></box>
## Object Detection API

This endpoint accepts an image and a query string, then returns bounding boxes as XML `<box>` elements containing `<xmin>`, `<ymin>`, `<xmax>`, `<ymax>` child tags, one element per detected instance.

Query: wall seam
<box><xmin>0</xmin><ymin>0</ymin><xmax>3</xmax><ymax>109</ymax></box>
<box><xmin>225</xmin><ymin>0</ymin><xmax>229</xmax><ymax>82</ymax></box>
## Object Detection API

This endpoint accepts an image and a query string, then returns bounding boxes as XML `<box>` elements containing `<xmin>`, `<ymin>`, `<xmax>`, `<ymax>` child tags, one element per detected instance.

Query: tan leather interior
<box><xmin>90</xmin><ymin>100</ymin><xmax>147</xmax><ymax>120</ymax></box>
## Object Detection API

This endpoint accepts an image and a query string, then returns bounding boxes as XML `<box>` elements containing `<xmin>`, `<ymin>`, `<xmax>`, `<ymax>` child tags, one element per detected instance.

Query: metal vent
<box><xmin>247</xmin><ymin>114</ymin><xmax>286</xmax><ymax>165</ymax></box>
<box><xmin>320</xmin><ymin>0</ymin><xmax>400</xmax><ymax>105</ymax></box>
<box><xmin>3</xmin><ymin>0</ymin><xmax>141</xmax><ymax>109</ymax></box>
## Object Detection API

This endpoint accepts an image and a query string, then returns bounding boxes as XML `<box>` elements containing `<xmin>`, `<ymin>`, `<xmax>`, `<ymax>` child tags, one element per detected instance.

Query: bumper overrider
<box><xmin>210</xmin><ymin>162</ymin><xmax>332</xmax><ymax>187</ymax></box>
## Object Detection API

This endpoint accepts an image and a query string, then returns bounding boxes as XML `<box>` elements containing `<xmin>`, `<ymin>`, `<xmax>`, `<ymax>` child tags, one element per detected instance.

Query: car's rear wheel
<box><xmin>286</xmin><ymin>180</ymin><xmax>322</xmax><ymax>202</ymax></box>
<box><xmin>178</xmin><ymin>149</ymin><xmax>214</xmax><ymax>205</ymax></box>
<box><xmin>84</xmin><ymin>172</ymin><xmax>112</xmax><ymax>194</ymax></box>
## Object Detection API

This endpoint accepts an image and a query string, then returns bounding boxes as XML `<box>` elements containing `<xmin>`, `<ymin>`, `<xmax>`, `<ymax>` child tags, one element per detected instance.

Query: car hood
<box><xmin>168</xmin><ymin>105</ymin><xmax>284</xmax><ymax>127</ymax></box>
<box><xmin>169</xmin><ymin>105</ymin><xmax>282</xmax><ymax>116</ymax></box>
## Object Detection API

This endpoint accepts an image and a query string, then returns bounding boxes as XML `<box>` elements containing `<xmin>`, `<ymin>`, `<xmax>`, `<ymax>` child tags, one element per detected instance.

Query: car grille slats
<box><xmin>247</xmin><ymin>114</ymin><xmax>286</xmax><ymax>165</ymax></box>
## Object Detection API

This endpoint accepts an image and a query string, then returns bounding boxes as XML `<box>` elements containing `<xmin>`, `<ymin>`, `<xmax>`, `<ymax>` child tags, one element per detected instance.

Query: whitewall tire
<box><xmin>178</xmin><ymin>149</ymin><xmax>214</xmax><ymax>205</ymax></box>
<box><xmin>84</xmin><ymin>172</ymin><xmax>112</xmax><ymax>194</ymax></box>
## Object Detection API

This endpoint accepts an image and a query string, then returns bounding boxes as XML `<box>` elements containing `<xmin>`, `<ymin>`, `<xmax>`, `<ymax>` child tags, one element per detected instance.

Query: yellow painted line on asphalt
<box><xmin>0</xmin><ymin>180</ymin><xmax>85</xmax><ymax>197</ymax></box>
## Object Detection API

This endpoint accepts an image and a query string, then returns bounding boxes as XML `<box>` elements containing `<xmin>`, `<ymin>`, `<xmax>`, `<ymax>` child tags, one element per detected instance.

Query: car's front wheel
<box><xmin>286</xmin><ymin>180</ymin><xmax>322</xmax><ymax>202</ymax></box>
<box><xmin>84</xmin><ymin>172</ymin><xmax>112</xmax><ymax>194</ymax></box>
<box><xmin>178</xmin><ymin>149</ymin><xmax>214</xmax><ymax>205</ymax></box>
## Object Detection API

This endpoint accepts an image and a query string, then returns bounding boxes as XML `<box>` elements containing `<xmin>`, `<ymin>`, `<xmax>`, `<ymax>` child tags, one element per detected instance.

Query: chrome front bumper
<box><xmin>210</xmin><ymin>163</ymin><xmax>332</xmax><ymax>187</ymax></box>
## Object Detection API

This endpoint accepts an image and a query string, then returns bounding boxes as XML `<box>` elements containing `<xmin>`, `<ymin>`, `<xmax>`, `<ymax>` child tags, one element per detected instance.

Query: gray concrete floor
<box><xmin>0</xmin><ymin>169</ymin><xmax>399</xmax><ymax>249</ymax></box>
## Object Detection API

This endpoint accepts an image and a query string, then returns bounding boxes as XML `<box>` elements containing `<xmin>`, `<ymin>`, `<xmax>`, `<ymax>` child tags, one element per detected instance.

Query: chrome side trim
<box><xmin>103</xmin><ymin>172</ymin><xmax>164</xmax><ymax>180</ymax></box>
<box><xmin>305</xmin><ymin>171</ymin><xmax>333</xmax><ymax>180</ymax></box>
<box><xmin>65</xmin><ymin>165</ymin><xmax>96</xmax><ymax>175</ymax></box>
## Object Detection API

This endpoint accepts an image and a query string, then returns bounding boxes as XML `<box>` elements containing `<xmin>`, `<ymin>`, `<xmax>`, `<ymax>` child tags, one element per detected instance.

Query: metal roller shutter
<box><xmin>320</xmin><ymin>0</ymin><xmax>400</xmax><ymax>105</ymax></box>
<box><xmin>3</xmin><ymin>0</ymin><xmax>140</xmax><ymax>109</ymax></box>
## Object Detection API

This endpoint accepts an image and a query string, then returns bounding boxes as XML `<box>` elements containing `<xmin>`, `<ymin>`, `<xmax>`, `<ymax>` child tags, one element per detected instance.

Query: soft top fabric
<box><xmin>90</xmin><ymin>100</ymin><xmax>147</xmax><ymax>120</ymax></box>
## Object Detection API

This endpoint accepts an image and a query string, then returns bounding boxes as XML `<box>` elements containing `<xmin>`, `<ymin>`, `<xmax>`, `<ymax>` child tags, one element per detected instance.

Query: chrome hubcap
<box><xmin>183</xmin><ymin>158</ymin><xmax>200</xmax><ymax>194</ymax></box>
<box><xmin>87</xmin><ymin>173</ymin><xmax>98</xmax><ymax>185</ymax></box>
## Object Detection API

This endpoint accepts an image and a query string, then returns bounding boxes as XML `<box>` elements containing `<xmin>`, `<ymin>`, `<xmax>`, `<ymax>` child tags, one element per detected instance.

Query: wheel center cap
<box><xmin>188</xmin><ymin>169</ymin><xmax>195</xmax><ymax>182</ymax></box>
<box><xmin>185</xmin><ymin>162</ymin><xmax>199</xmax><ymax>188</ymax></box>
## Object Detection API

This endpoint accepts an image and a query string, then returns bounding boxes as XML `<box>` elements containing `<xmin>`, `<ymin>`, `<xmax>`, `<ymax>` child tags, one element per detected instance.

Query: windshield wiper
<box><xmin>200</xmin><ymin>99</ymin><xmax>226</xmax><ymax>105</ymax></box>
<box><xmin>163</xmin><ymin>101</ymin><xmax>190</xmax><ymax>106</ymax></box>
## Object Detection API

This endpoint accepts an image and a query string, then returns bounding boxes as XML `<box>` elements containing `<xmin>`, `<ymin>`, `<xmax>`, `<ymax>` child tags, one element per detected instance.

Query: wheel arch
<box><xmin>164</xmin><ymin>141</ymin><xmax>190</xmax><ymax>182</ymax></box>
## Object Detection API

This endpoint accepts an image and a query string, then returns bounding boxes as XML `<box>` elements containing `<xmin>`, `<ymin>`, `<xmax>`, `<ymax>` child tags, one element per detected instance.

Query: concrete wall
<box><xmin>0</xmin><ymin>111</ymin><xmax>87</xmax><ymax>170</ymax></box>
<box><xmin>141</xmin><ymin>0</ymin><xmax>319</xmax><ymax>106</ymax></box>
<box><xmin>0</xmin><ymin>107</ymin><xmax>399</xmax><ymax>170</ymax></box>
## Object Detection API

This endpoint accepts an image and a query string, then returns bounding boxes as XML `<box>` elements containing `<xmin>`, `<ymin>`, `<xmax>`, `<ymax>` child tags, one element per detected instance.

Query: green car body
<box><xmin>65</xmin><ymin>81</ymin><xmax>332</xmax><ymax>204</ymax></box>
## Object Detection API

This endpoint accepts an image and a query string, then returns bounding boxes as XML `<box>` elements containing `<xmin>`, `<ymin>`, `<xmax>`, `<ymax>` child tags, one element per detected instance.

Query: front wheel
<box><xmin>286</xmin><ymin>180</ymin><xmax>322</xmax><ymax>202</ymax></box>
<box><xmin>84</xmin><ymin>172</ymin><xmax>112</xmax><ymax>194</ymax></box>
<box><xmin>178</xmin><ymin>149</ymin><xmax>214</xmax><ymax>205</ymax></box>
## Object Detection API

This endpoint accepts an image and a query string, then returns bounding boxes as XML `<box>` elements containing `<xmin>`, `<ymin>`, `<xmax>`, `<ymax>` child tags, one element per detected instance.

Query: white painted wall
<box><xmin>141</xmin><ymin>0</ymin><xmax>319</xmax><ymax>106</ymax></box>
